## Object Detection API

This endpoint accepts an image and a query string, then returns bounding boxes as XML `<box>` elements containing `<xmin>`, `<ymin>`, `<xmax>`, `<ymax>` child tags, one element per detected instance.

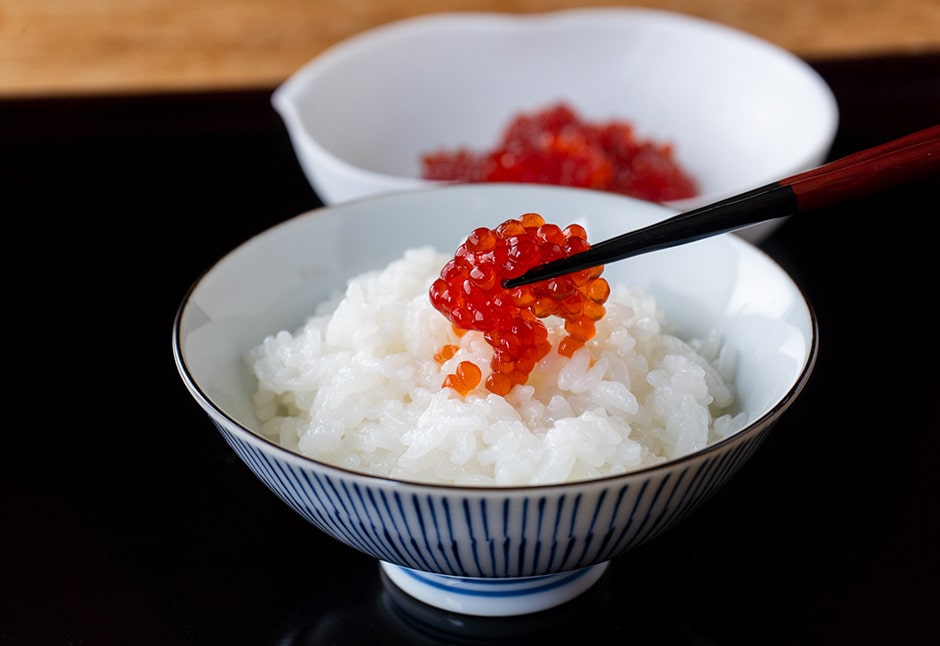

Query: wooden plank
<box><xmin>2</xmin><ymin>0</ymin><xmax>938</xmax><ymax>96</ymax></box>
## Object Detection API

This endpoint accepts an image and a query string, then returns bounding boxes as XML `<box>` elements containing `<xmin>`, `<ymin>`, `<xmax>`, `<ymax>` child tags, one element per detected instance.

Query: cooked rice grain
<box><xmin>246</xmin><ymin>247</ymin><xmax>746</xmax><ymax>485</ymax></box>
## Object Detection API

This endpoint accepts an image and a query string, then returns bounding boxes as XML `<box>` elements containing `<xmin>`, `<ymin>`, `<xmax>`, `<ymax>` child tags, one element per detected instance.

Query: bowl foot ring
<box><xmin>379</xmin><ymin>561</ymin><xmax>609</xmax><ymax>617</ymax></box>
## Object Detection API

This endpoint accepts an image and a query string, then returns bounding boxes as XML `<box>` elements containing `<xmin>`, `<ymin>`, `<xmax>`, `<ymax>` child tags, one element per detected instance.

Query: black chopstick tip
<box><xmin>501</xmin><ymin>259</ymin><xmax>600</xmax><ymax>289</ymax></box>
<box><xmin>501</xmin><ymin>265</ymin><xmax>559</xmax><ymax>289</ymax></box>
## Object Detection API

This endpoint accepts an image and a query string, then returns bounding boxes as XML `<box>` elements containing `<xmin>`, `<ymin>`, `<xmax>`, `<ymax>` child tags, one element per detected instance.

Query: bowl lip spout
<box><xmin>172</xmin><ymin>184</ymin><xmax>820</xmax><ymax>493</ymax></box>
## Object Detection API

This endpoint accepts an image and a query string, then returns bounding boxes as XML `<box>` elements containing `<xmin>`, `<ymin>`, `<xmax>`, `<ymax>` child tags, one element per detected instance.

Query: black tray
<box><xmin>2</xmin><ymin>53</ymin><xmax>938</xmax><ymax>646</ymax></box>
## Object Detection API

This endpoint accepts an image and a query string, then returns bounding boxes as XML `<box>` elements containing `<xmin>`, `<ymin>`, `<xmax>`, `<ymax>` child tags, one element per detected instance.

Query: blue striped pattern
<box><xmin>214</xmin><ymin>419</ymin><xmax>768</xmax><ymax>578</ymax></box>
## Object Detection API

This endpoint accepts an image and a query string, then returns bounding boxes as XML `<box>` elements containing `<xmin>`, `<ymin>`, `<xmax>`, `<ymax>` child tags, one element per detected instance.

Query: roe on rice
<box><xmin>246</xmin><ymin>247</ymin><xmax>747</xmax><ymax>486</ymax></box>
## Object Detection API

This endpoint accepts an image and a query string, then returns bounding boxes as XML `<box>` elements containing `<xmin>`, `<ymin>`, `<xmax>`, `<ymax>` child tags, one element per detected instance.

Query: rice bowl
<box><xmin>173</xmin><ymin>183</ymin><xmax>817</xmax><ymax>616</ymax></box>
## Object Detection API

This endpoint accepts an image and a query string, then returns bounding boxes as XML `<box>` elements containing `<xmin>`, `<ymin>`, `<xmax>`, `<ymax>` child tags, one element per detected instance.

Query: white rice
<box><xmin>246</xmin><ymin>246</ymin><xmax>747</xmax><ymax>486</ymax></box>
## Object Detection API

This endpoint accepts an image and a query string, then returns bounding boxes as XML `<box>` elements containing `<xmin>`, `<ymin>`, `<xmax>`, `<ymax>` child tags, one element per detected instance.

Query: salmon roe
<box><xmin>429</xmin><ymin>212</ymin><xmax>610</xmax><ymax>396</ymax></box>
<box><xmin>421</xmin><ymin>102</ymin><xmax>697</xmax><ymax>203</ymax></box>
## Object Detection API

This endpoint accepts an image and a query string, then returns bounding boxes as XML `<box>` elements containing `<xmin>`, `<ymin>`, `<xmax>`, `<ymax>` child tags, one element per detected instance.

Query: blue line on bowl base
<box><xmin>379</xmin><ymin>561</ymin><xmax>609</xmax><ymax>616</ymax></box>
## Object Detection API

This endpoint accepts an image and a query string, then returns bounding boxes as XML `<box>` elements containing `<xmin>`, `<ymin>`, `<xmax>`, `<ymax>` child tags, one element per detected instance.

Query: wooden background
<box><xmin>2</xmin><ymin>0</ymin><xmax>939</xmax><ymax>97</ymax></box>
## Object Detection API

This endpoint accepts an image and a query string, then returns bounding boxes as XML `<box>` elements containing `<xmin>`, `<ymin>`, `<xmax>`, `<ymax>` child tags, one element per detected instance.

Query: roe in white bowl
<box><xmin>246</xmin><ymin>247</ymin><xmax>747</xmax><ymax>486</ymax></box>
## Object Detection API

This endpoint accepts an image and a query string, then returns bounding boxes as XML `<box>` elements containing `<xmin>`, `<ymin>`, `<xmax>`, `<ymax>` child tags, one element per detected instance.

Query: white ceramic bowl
<box><xmin>272</xmin><ymin>8</ymin><xmax>838</xmax><ymax>242</ymax></box>
<box><xmin>173</xmin><ymin>183</ymin><xmax>817</xmax><ymax>616</ymax></box>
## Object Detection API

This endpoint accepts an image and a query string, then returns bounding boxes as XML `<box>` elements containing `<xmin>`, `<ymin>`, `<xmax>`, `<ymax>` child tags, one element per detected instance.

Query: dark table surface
<box><xmin>3</xmin><ymin>53</ymin><xmax>939</xmax><ymax>646</ymax></box>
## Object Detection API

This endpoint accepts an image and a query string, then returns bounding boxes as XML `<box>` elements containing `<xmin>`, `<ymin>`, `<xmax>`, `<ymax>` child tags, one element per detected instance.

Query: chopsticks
<box><xmin>502</xmin><ymin>124</ymin><xmax>940</xmax><ymax>288</ymax></box>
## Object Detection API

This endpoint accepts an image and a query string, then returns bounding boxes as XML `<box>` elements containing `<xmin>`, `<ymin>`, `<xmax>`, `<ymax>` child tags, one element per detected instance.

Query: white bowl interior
<box><xmin>176</xmin><ymin>184</ymin><xmax>814</xmax><ymax>452</ymax></box>
<box><xmin>272</xmin><ymin>8</ymin><xmax>838</xmax><ymax>211</ymax></box>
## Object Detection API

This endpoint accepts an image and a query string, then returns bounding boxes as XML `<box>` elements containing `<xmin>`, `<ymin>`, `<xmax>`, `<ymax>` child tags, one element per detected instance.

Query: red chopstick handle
<box><xmin>781</xmin><ymin>124</ymin><xmax>940</xmax><ymax>211</ymax></box>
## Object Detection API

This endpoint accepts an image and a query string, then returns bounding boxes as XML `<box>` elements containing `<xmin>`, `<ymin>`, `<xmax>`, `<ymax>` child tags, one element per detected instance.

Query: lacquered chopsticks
<box><xmin>502</xmin><ymin>124</ymin><xmax>940</xmax><ymax>288</ymax></box>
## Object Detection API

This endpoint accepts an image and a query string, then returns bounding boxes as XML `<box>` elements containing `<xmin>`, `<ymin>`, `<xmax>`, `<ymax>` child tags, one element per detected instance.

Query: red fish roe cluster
<box><xmin>429</xmin><ymin>212</ymin><xmax>610</xmax><ymax>397</ymax></box>
<box><xmin>421</xmin><ymin>102</ymin><xmax>698</xmax><ymax>203</ymax></box>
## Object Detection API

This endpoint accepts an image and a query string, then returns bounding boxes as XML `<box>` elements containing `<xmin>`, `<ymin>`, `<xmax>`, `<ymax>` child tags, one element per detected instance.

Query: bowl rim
<box><xmin>274</xmin><ymin>6</ymin><xmax>838</xmax><ymax>98</ymax></box>
<box><xmin>173</xmin><ymin>183</ymin><xmax>820</xmax><ymax>492</ymax></box>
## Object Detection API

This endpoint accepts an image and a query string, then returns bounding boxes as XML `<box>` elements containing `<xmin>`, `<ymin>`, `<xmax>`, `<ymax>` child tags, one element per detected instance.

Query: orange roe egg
<box><xmin>434</xmin><ymin>344</ymin><xmax>460</xmax><ymax>364</ymax></box>
<box><xmin>441</xmin><ymin>361</ymin><xmax>483</xmax><ymax>396</ymax></box>
<box><xmin>430</xmin><ymin>212</ymin><xmax>610</xmax><ymax>395</ymax></box>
